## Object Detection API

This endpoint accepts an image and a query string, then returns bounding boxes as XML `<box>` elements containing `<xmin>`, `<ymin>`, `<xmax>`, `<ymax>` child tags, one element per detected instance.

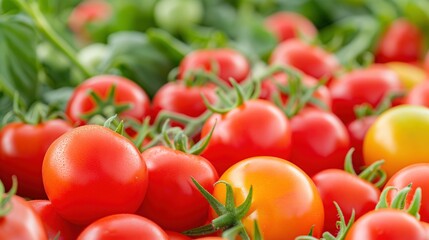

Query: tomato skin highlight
<box><xmin>178</xmin><ymin>48</ymin><xmax>250</xmax><ymax>84</ymax></box>
<box><xmin>0</xmin><ymin>195</ymin><xmax>48</xmax><ymax>240</ymax></box>
<box><xmin>136</xmin><ymin>146</ymin><xmax>218</xmax><ymax>232</ymax></box>
<box><xmin>345</xmin><ymin>209</ymin><xmax>426</xmax><ymax>240</ymax></box>
<box><xmin>385</xmin><ymin>163</ymin><xmax>429</xmax><ymax>223</ymax></box>
<box><xmin>264</xmin><ymin>12</ymin><xmax>317</xmax><ymax>42</ymax></box>
<box><xmin>200</xmin><ymin>99</ymin><xmax>292</xmax><ymax>175</ymax></box>
<box><xmin>289</xmin><ymin>109</ymin><xmax>350</xmax><ymax>176</ymax></box>
<box><xmin>375</xmin><ymin>19</ymin><xmax>423</xmax><ymax>64</ymax></box>
<box><xmin>312</xmin><ymin>169</ymin><xmax>380</xmax><ymax>234</ymax></box>
<box><xmin>42</xmin><ymin>125</ymin><xmax>148</xmax><ymax>225</ymax></box>
<box><xmin>214</xmin><ymin>157</ymin><xmax>324</xmax><ymax>240</ymax></box>
<box><xmin>363</xmin><ymin>105</ymin><xmax>429</xmax><ymax>178</ymax></box>
<box><xmin>65</xmin><ymin>75</ymin><xmax>150</xmax><ymax>126</ymax></box>
<box><xmin>0</xmin><ymin>119</ymin><xmax>72</xmax><ymax>199</ymax></box>
<box><xmin>77</xmin><ymin>214</ymin><xmax>168</xmax><ymax>240</ymax></box>
<box><xmin>29</xmin><ymin>200</ymin><xmax>83</xmax><ymax>240</ymax></box>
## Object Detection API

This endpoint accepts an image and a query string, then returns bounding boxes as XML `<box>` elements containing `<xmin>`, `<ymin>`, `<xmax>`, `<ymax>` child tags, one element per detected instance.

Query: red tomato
<box><xmin>312</xmin><ymin>169</ymin><xmax>380</xmax><ymax>234</ymax></box>
<box><xmin>165</xmin><ymin>231</ymin><xmax>192</xmax><ymax>240</ymax></box>
<box><xmin>421</xmin><ymin>222</ymin><xmax>429</xmax><ymax>236</ymax></box>
<box><xmin>424</xmin><ymin>52</ymin><xmax>429</xmax><ymax>75</ymax></box>
<box><xmin>384</xmin><ymin>163</ymin><xmax>429</xmax><ymax>223</ymax></box>
<box><xmin>345</xmin><ymin>209</ymin><xmax>426</xmax><ymax>240</ymax></box>
<box><xmin>200</xmin><ymin>99</ymin><xmax>292</xmax><ymax>175</ymax></box>
<box><xmin>329</xmin><ymin>65</ymin><xmax>403</xmax><ymax>124</ymax></box>
<box><xmin>269</xmin><ymin>39</ymin><xmax>340</xmax><ymax>82</ymax></box>
<box><xmin>77</xmin><ymin>214</ymin><xmax>168</xmax><ymax>240</ymax></box>
<box><xmin>0</xmin><ymin>195</ymin><xmax>48</xmax><ymax>240</ymax></box>
<box><xmin>264</xmin><ymin>12</ymin><xmax>317</xmax><ymax>42</ymax></box>
<box><xmin>150</xmin><ymin>82</ymin><xmax>217</xmax><ymax>126</ymax></box>
<box><xmin>65</xmin><ymin>75</ymin><xmax>150</xmax><ymax>127</ymax></box>
<box><xmin>136</xmin><ymin>146</ymin><xmax>218</xmax><ymax>232</ymax></box>
<box><xmin>213</xmin><ymin>156</ymin><xmax>324</xmax><ymax>239</ymax></box>
<box><xmin>375</xmin><ymin>19</ymin><xmax>423</xmax><ymax>63</ymax></box>
<box><xmin>260</xmin><ymin>72</ymin><xmax>332</xmax><ymax>110</ymax></box>
<box><xmin>42</xmin><ymin>125</ymin><xmax>148</xmax><ymax>225</ymax></box>
<box><xmin>405</xmin><ymin>80</ymin><xmax>429</xmax><ymax>107</ymax></box>
<box><xmin>0</xmin><ymin>119</ymin><xmax>72</xmax><ymax>199</ymax></box>
<box><xmin>346</xmin><ymin>116</ymin><xmax>378</xmax><ymax>172</ymax></box>
<box><xmin>289</xmin><ymin>109</ymin><xmax>350</xmax><ymax>176</ymax></box>
<box><xmin>29</xmin><ymin>200</ymin><xmax>83</xmax><ymax>240</ymax></box>
<box><xmin>178</xmin><ymin>48</ymin><xmax>250</xmax><ymax>85</ymax></box>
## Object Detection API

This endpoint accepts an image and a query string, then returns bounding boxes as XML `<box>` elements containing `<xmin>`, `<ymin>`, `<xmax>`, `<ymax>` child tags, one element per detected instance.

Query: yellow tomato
<box><xmin>386</xmin><ymin>62</ymin><xmax>426</xmax><ymax>91</ymax></box>
<box><xmin>363</xmin><ymin>105</ymin><xmax>429</xmax><ymax>178</ymax></box>
<box><xmin>213</xmin><ymin>156</ymin><xmax>324</xmax><ymax>240</ymax></box>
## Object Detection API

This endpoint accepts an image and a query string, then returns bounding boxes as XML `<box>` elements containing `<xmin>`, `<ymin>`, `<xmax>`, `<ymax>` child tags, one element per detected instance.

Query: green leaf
<box><xmin>0</xmin><ymin>14</ymin><xmax>39</xmax><ymax>105</ymax></box>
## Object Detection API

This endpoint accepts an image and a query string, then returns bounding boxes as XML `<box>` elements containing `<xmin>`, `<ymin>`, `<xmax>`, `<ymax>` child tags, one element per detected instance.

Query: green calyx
<box><xmin>80</xmin><ymin>84</ymin><xmax>131</xmax><ymax>125</ymax></box>
<box><xmin>183</xmin><ymin>178</ymin><xmax>254</xmax><ymax>239</ymax></box>
<box><xmin>376</xmin><ymin>184</ymin><xmax>422</xmax><ymax>219</ymax></box>
<box><xmin>354</xmin><ymin>91</ymin><xmax>405</xmax><ymax>119</ymax></box>
<box><xmin>0</xmin><ymin>176</ymin><xmax>18</xmax><ymax>217</ymax></box>
<box><xmin>344</xmin><ymin>148</ymin><xmax>386</xmax><ymax>188</ymax></box>
<box><xmin>296</xmin><ymin>202</ymin><xmax>355</xmax><ymax>240</ymax></box>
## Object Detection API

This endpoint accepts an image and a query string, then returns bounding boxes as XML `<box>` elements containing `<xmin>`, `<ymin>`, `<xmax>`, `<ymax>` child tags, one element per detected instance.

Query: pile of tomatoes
<box><xmin>2</xmin><ymin>3</ymin><xmax>429</xmax><ymax>240</ymax></box>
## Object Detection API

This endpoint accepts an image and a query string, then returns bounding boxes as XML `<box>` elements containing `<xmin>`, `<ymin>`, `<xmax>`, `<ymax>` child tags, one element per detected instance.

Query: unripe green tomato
<box><xmin>154</xmin><ymin>0</ymin><xmax>203</xmax><ymax>33</ymax></box>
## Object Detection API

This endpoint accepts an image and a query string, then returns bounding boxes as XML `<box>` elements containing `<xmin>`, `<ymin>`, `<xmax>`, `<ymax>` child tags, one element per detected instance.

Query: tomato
<box><xmin>260</xmin><ymin>72</ymin><xmax>332</xmax><ymax>111</ymax></box>
<box><xmin>29</xmin><ymin>200</ymin><xmax>83</xmax><ymax>240</ymax></box>
<box><xmin>269</xmin><ymin>39</ymin><xmax>340</xmax><ymax>82</ymax></box>
<box><xmin>154</xmin><ymin>0</ymin><xmax>203</xmax><ymax>33</ymax></box>
<box><xmin>347</xmin><ymin>116</ymin><xmax>378</xmax><ymax>171</ymax></box>
<box><xmin>200</xmin><ymin>99</ymin><xmax>292</xmax><ymax>175</ymax></box>
<box><xmin>178</xmin><ymin>48</ymin><xmax>250</xmax><ymax>85</ymax></box>
<box><xmin>289</xmin><ymin>109</ymin><xmax>350</xmax><ymax>176</ymax></box>
<box><xmin>150</xmin><ymin>82</ymin><xmax>217</xmax><ymax>127</ymax></box>
<box><xmin>165</xmin><ymin>231</ymin><xmax>192</xmax><ymax>240</ymax></box>
<box><xmin>329</xmin><ymin>65</ymin><xmax>403</xmax><ymax>124</ymax></box>
<box><xmin>136</xmin><ymin>146</ymin><xmax>218</xmax><ymax>232</ymax></box>
<box><xmin>42</xmin><ymin>125</ymin><xmax>148</xmax><ymax>225</ymax></box>
<box><xmin>405</xmin><ymin>81</ymin><xmax>429</xmax><ymax>107</ymax></box>
<box><xmin>421</xmin><ymin>222</ymin><xmax>429</xmax><ymax>236</ymax></box>
<box><xmin>213</xmin><ymin>156</ymin><xmax>324</xmax><ymax>239</ymax></box>
<box><xmin>264</xmin><ymin>12</ymin><xmax>317</xmax><ymax>42</ymax></box>
<box><xmin>65</xmin><ymin>75</ymin><xmax>150</xmax><ymax>127</ymax></box>
<box><xmin>345</xmin><ymin>209</ymin><xmax>426</xmax><ymax>240</ymax></box>
<box><xmin>0</xmin><ymin>119</ymin><xmax>72</xmax><ymax>199</ymax></box>
<box><xmin>363</xmin><ymin>105</ymin><xmax>429</xmax><ymax>179</ymax></box>
<box><xmin>0</xmin><ymin>194</ymin><xmax>48</xmax><ymax>240</ymax></box>
<box><xmin>384</xmin><ymin>164</ymin><xmax>429</xmax><ymax>223</ymax></box>
<box><xmin>77</xmin><ymin>214</ymin><xmax>168</xmax><ymax>240</ymax></box>
<box><xmin>375</xmin><ymin>19</ymin><xmax>423</xmax><ymax>64</ymax></box>
<box><xmin>424</xmin><ymin>52</ymin><xmax>429</xmax><ymax>75</ymax></box>
<box><xmin>312</xmin><ymin>169</ymin><xmax>380</xmax><ymax>234</ymax></box>
<box><xmin>386</xmin><ymin>62</ymin><xmax>427</xmax><ymax>91</ymax></box>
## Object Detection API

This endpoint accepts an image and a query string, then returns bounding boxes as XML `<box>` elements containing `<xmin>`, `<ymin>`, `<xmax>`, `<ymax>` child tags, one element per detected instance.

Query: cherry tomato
<box><xmin>384</xmin><ymin>163</ymin><xmax>429</xmax><ymax>223</ymax></box>
<box><xmin>0</xmin><ymin>194</ymin><xmax>48</xmax><ymax>240</ymax></box>
<box><xmin>405</xmin><ymin>81</ymin><xmax>429</xmax><ymax>107</ymax></box>
<box><xmin>213</xmin><ymin>156</ymin><xmax>324</xmax><ymax>239</ymax></box>
<box><xmin>65</xmin><ymin>75</ymin><xmax>150</xmax><ymax>127</ymax></box>
<box><xmin>136</xmin><ymin>146</ymin><xmax>218</xmax><ymax>232</ymax></box>
<box><xmin>29</xmin><ymin>200</ymin><xmax>83</xmax><ymax>240</ymax></box>
<box><xmin>200</xmin><ymin>99</ymin><xmax>292</xmax><ymax>175</ymax></box>
<box><xmin>154</xmin><ymin>0</ymin><xmax>203</xmax><ymax>33</ymax></box>
<box><xmin>386</xmin><ymin>62</ymin><xmax>427</xmax><ymax>91</ymax></box>
<box><xmin>77</xmin><ymin>214</ymin><xmax>168</xmax><ymax>240</ymax></box>
<box><xmin>43</xmin><ymin>125</ymin><xmax>148</xmax><ymax>225</ymax></box>
<box><xmin>0</xmin><ymin>119</ymin><xmax>72</xmax><ymax>199</ymax></box>
<box><xmin>363</xmin><ymin>105</ymin><xmax>429</xmax><ymax>178</ymax></box>
<box><xmin>269</xmin><ymin>39</ymin><xmax>340</xmax><ymax>82</ymax></box>
<box><xmin>345</xmin><ymin>209</ymin><xmax>426</xmax><ymax>240</ymax></box>
<box><xmin>312</xmin><ymin>169</ymin><xmax>380</xmax><ymax>234</ymax></box>
<box><xmin>375</xmin><ymin>19</ymin><xmax>423</xmax><ymax>64</ymax></box>
<box><xmin>289</xmin><ymin>109</ymin><xmax>350</xmax><ymax>176</ymax></box>
<box><xmin>329</xmin><ymin>65</ymin><xmax>403</xmax><ymax>124</ymax></box>
<box><xmin>347</xmin><ymin>116</ymin><xmax>378</xmax><ymax>171</ymax></box>
<box><xmin>150</xmin><ymin>82</ymin><xmax>217</xmax><ymax>127</ymax></box>
<box><xmin>178</xmin><ymin>48</ymin><xmax>250</xmax><ymax>85</ymax></box>
<box><xmin>264</xmin><ymin>12</ymin><xmax>317</xmax><ymax>42</ymax></box>
<box><xmin>260</xmin><ymin>72</ymin><xmax>332</xmax><ymax>111</ymax></box>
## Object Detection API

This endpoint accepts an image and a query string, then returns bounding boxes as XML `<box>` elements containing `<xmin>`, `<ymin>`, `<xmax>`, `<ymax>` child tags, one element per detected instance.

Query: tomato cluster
<box><xmin>2</xmin><ymin>2</ymin><xmax>429</xmax><ymax>240</ymax></box>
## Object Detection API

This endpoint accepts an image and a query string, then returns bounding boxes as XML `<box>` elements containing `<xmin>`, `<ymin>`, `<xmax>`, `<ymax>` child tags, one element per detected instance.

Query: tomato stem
<box><xmin>0</xmin><ymin>176</ymin><xmax>17</xmax><ymax>217</ymax></box>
